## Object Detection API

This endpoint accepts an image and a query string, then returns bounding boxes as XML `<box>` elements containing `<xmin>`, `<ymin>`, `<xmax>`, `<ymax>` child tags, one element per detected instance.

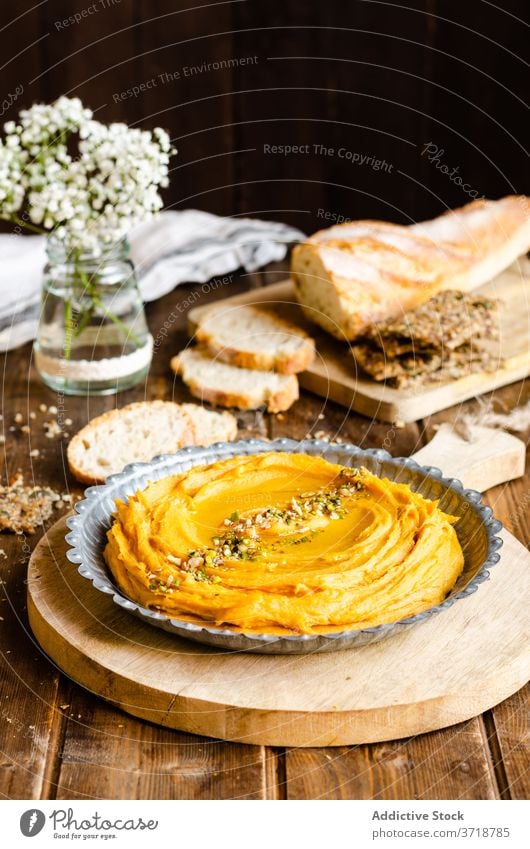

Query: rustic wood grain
<box><xmin>427</xmin><ymin>0</ymin><xmax>529</xmax><ymax>211</ymax></box>
<box><xmin>233</xmin><ymin>0</ymin><xmax>436</xmax><ymax>229</ymax></box>
<box><xmin>283</xmin><ymin>723</ymin><xmax>499</xmax><ymax>800</ymax></box>
<box><xmin>53</xmin><ymin>692</ymin><xmax>271</xmax><ymax>800</ymax></box>
<box><xmin>487</xmin><ymin>686</ymin><xmax>530</xmax><ymax>802</ymax></box>
<box><xmin>41</xmin><ymin>0</ymin><xmax>141</xmax><ymax>122</ymax></box>
<box><xmin>135</xmin><ymin>0</ymin><xmax>239</xmax><ymax>218</ymax></box>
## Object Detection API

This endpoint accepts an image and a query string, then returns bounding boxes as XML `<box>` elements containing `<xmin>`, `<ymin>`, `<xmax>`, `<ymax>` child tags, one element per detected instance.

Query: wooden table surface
<box><xmin>1</xmin><ymin>261</ymin><xmax>528</xmax><ymax>800</ymax></box>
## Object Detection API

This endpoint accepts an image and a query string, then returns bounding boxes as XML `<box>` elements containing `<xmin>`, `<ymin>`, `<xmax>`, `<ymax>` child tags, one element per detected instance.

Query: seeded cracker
<box><xmin>351</xmin><ymin>290</ymin><xmax>501</xmax><ymax>388</ymax></box>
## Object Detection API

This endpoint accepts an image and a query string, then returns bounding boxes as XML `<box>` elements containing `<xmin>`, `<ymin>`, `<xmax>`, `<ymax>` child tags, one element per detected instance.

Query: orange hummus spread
<box><xmin>104</xmin><ymin>452</ymin><xmax>464</xmax><ymax>634</ymax></box>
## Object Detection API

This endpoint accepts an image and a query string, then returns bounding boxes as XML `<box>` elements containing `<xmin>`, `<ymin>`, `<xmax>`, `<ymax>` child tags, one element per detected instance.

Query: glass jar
<box><xmin>34</xmin><ymin>237</ymin><xmax>152</xmax><ymax>395</ymax></box>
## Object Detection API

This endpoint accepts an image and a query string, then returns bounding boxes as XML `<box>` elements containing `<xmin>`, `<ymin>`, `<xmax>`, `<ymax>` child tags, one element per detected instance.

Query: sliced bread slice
<box><xmin>180</xmin><ymin>402</ymin><xmax>238</xmax><ymax>444</ymax></box>
<box><xmin>194</xmin><ymin>304</ymin><xmax>315</xmax><ymax>374</ymax></box>
<box><xmin>171</xmin><ymin>348</ymin><xmax>299</xmax><ymax>412</ymax></box>
<box><xmin>67</xmin><ymin>400</ymin><xmax>238</xmax><ymax>485</ymax></box>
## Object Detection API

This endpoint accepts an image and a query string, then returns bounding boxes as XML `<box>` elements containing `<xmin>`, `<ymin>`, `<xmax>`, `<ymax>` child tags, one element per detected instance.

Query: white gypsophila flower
<box><xmin>0</xmin><ymin>96</ymin><xmax>175</xmax><ymax>248</ymax></box>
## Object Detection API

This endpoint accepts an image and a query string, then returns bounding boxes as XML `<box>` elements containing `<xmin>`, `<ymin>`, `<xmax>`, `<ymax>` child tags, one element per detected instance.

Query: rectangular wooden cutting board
<box><xmin>188</xmin><ymin>265</ymin><xmax>530</xmax><ymax>423</ymax></box>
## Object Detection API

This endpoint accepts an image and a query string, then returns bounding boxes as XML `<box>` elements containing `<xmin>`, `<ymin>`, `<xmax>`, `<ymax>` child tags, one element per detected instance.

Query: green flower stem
<box><xmin>72</xmin><ymin>303</ymin><xmax>94</xmax><ymax>338</ymax></box>
<box><xmin>63</xmin><ymin>297</ymin><xmax>74</xmax><ymax>362</ymax></box>
<box><xmin>0</xmin><ymin>214</ymin><xmax>47</xmax><ymax>236</ymax></box>
<box><xmin>71</xmin><ymin>263</ymin><xmax>142</xmax><ymax>348</ymax></box>
<box><xmin>90</xmin><ymin>293</ymin><xmax>142</xmax><ymax>347</ymax></box>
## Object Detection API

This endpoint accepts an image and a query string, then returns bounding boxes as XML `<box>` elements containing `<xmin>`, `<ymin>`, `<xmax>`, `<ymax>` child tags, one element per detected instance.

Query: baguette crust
<box><xmin>292</xmin><ymin>196</ymin><xmax>530</xmax><ymax>340</ymax></box>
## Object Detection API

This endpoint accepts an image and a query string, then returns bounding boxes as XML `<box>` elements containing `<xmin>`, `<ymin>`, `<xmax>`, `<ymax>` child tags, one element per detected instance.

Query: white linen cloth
<box><xmin>0</xmin><ymin>210</ymin><xmax>303</xmax><ymax>352</ymax></box>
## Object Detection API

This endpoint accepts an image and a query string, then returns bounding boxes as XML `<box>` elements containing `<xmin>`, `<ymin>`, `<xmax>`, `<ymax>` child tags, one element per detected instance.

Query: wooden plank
<box><xmin>284</xmin><ymin>722</ymin><xmax>499</xmax><ymax>799</ymax></box>
<box><xmin>232</xmin><ymin>1</ymin><xmax>434</xmax><ymax>231</ymax></box>
<box><xmin>427</xmin><ymin>1</ymin><xmax>529</xmax><ymax>211</ymax></box>
<box><xmin>0</xmin><ymin>343</ymin><xmax>74</xmax><ymax>800</ymax></box>
<box><xmin>54</xmin><ymin>692</ymin><xmax>270</xmax><ymax>800</ymax></box>
<box><xmin>0</xmin><ymin>1</ymin><xmax>48</xmax><ymax>237</ymax></box>
<box><xmin>0</xmin><ymin>1</ymin><xmax>46</xmax><ymax>120</ymax></box>
<box><xmin>40</xmin><ymin>0</ymin><xmax>140</xmax><ymax>122</ymax></box>
<box><xmin>0</xmin><ymin>529</ymin><xmax>61</xmax><ymax>800</ymax></box>
<box><xmin>488</xmin><ymin>685</ymin><xmax>530</xmax><ymax>801</ymax></box>
<box><xmin>135</xmin><ymin>0</ymin><xmax>238</xmax><ymax>217</ymax></box>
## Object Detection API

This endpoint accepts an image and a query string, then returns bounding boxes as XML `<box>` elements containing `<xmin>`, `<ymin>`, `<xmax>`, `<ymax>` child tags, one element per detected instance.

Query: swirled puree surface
<box><xmin>104</xmin><ymin>452</ymin><xmax>464</xmax><ymax>634</ymax></box>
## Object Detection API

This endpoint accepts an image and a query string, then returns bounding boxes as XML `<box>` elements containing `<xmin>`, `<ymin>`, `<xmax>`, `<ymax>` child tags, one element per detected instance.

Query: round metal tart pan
<box><xmin>65</xmin><ymin>438</ymin><xmax>503</xmax><ymax>654</ymax></box>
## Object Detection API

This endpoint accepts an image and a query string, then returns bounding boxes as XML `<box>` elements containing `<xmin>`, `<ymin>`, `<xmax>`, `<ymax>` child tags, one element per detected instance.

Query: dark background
<box><xmin>1</xmin><ymin>0</ymin><xmax>528</xmax><ymax>234</ymax></box>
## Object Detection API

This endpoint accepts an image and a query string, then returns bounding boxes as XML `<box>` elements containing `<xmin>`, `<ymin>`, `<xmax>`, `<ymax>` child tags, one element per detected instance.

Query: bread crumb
<box><xmin>30</xmin><ymin>449</ymin><xmax>40</xmax><ymax>458</ymax></box>
<box><xmin>64</xmin><ymin>418</ymin><xmax>73</xmax><ymax>426</ymax></box>
<box><xmin>39</xmin><ymin>404</ymin><xmax>47</xmax><ymax>413</ymax></box>
<box><xmin>21</xmin><ymin>425</ymin><xmax>30</xmax><ymax>434</ymax></box>
<box><xmin>48</xmin><ymin>405</ymin><xmax>58</xmax><ymax>415</ymax></box>
<box><xmin>29</xmin><ymin>412</ymin><xmax>36</xmax><ymax>420</ymax></box>
<box><xmin>14</xmin><ymin>413</ymin><xmax>23</xmax><ymax>424</ymax></box>
<box><xmin>44</xmin><ymin>420</ymin><xmax>62</xmax><ymax>439</ymax></box>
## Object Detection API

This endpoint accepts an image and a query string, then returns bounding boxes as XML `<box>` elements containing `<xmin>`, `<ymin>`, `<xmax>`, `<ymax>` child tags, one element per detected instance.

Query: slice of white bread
<box><xmin>291</xmin><ymin>196</ymin><xmax>530</xmax><ymax>340</ymax></box>
<box><xmin>194</xmin><ymin>304</ymin><xmax>315</xmax><ymax>374</ymax></box>
<box><xmin>67</xmin><ymin>400</ymin><xmax>238</xmax><ymax>485</ymax></box>
<box><xmin>171</xmin><ymin>348</ymin><xmax>299</xmax><ymax>412</ymax></box>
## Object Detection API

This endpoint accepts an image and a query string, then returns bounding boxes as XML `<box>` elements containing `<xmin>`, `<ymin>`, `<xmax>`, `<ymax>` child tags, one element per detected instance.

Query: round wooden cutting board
<box><xmin>28</xmin><ymin>513</ymin><xmax>530</xmax><ymax>747</ymax></box>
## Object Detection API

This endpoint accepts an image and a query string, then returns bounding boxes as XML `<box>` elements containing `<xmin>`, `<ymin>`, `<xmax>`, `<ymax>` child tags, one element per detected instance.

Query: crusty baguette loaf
<box><xmin>291</xmin><ymin>196</ymin><xmax>530</xmax><ymax>340</ymax></box>
<box><xmin>194</xmin><ymin>304</ymin><xmax>315</xmax><ymax>374</ymax></box>
<box><xmin>171</xmin><ymin>348</ymin><xmax>299</xmax><ymax>412</ymax></box>
<box><xmin>67</xmin><ymin>400</ymin><xmax>238</xmax><ymax>485</ymax></box>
